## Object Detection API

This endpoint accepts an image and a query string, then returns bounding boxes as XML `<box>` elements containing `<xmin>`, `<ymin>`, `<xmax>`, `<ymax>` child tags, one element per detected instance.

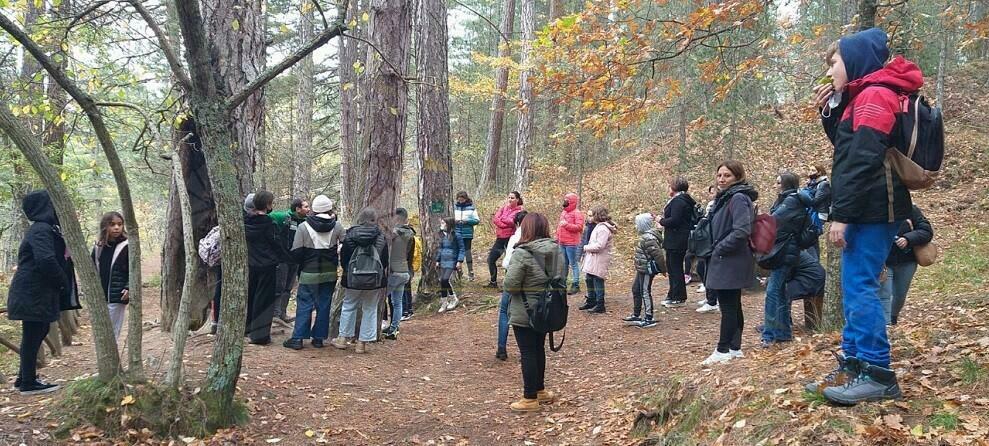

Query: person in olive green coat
<box><xmin>503</xmin><ymin>213</ymin><xmax>565</xmax><ymax>412</ymax></box>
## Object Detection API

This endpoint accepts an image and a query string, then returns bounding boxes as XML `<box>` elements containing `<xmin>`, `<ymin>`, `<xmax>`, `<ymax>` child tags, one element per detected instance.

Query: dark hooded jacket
<box><xmin>92</xmin><ymin>238</ymin><xmax>130</xmax><ymax>304</ymax></box>
<box><xmin>821</xmin><ymin>29</ymin><xmax>919</xmax><ymax>224</ymax></box>
<box><xmin>291</xmin><ymin>213</ymin><xmax>345</xmax><ymax>284</ymax></box>
<box><xmin>340</xmin><ymin>224</ymin><xmax>389</xmax><ymax>289</ymax></box>
<box><xmin>785</xmin><ymin>250</ymin><xmax>826</xmax><ymax>301</ymax></box>
<box><xmin>244</xmin><ymin>213</ymin><xmax>291</xmax><ymax>268</ymax></box>
<box><xmin>769</xmin><ymin>189</ymin><xmax>813</xmax><ymax>267</ymax></box>
<box><xmin>6</xmin><ymin>190</ymin><xmax>78</xmax><ymax>322</ymax></box>
<box><xmin>660</xmin><ymin>192</ymin><xmax>697</xmax><ymax>251</ymax></box>
<box><xmin>706</xmin><ymin>182</ymin><xmax>758</xmax><ymax>290</ymax></box>
<box><xmin>887</xmin><ymin>205</ymin><xmax>933</xmax><ymax>265</ymax></box>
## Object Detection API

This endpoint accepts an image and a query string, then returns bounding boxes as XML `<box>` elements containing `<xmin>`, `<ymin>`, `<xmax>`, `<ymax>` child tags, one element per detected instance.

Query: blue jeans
<box><xmin>292</xmin><ymin>281</ymin><xmax>336</xmax><ymax>340</ymax></box>
<box><xmin>339</xmin><ymin>288</ymin><xmax>381</xmax><ymax>342</ymax></box>
<box><xmin>840</xmin><ymin>222</ymin><xmax>899</xmax><ymax>368</ymax></box>
<box><xmin>387</xmin><ymin>272</ymin><xmax>411</xmax><ymax>330</ymax></box>
<box><xmin>498</xmin><ymin>290</ymin><xmax>511</xmax><ymax>351</ymax></box>
<box><xmin>879</xmin><ymin>261</ymin><xmax>918</xmax><ymax>324</ymax></box>
<box><xmin>762</xmin><ymin>265</ymin><xmax>793</xmax><ymax>342</ymax></box>
<box><xmin>560</xmin><ymin>245</ymin><xmax>580</xmax><ymax>287</ymax></box>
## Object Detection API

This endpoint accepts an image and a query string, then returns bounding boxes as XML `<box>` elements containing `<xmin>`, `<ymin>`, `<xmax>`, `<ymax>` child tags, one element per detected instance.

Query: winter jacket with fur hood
<box><xmin>581</xmin><ymin>221</ymin><xmax>617</xmax><ymax>279</ymax></box>
<box><xmin>634</xmin><ymin>214</ymin><xmax>666</xmax><ymax>274</ymax></box>
<box><xmin>556</xmin><ymin>192</ymin><xmax>585</xmax><ymax>246</ymax></box>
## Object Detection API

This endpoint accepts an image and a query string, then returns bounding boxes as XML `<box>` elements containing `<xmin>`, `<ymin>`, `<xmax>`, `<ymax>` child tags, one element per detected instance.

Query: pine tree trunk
<box><xmin>476</xmin><ymin>0</ymin><xmax>515</xmax><ymax>198</ymax></box>
<box><xmin>292</xmin><ymin>0</ymin><xmax>316</xmax><ymax>199</ymax></box>
<box><xmin>416</xmin><ymin>0</ymin><xmax>452</xmax><ymax>301</ymax></box>
<box><xmin>856</xmin><ymin>0</ymin><xmax>877</xmax><ymax>30</ymax></box>
<box><xmin>823</xmin><ymin>229</ymin><xmax>844</xmax><ymax>330</ymax></box>
<box><xmin>545</xmin><ymin>0</ymin><xmax>563</xmax><ymax>151</ymax></box>
<box><xmin>513</xmin><ymin>0</ymin><xmax>535</xmax><ymax>192</ymax></box>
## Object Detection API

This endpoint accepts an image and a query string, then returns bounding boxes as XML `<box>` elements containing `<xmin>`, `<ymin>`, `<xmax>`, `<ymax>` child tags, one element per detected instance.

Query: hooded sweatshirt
<box><xmin>822</xmin><ymin>28</ymin><xmax>919</xmax><ymax>224</ymax></box>
<box><xmin>390</xmin><ymin>224</ymin><xmax>416</xmax><ymax>273</ymax></box>
<box><xmin>292</xmin><ymin>213</ymin><xmax>345</xmax><ymax>284</ymax></box>
<box><xmin>6</xmin><ymin>190</ymin><xmax>76</xmax><ymax>322</ymax></box>
<box><xmin>581</xmin><ymin>221</ymin><xmax>617</xmax><ymax>279</ymax></box>
<box><xmin>340</xmin><ymin>224</ymin><xmax>389</xmax><ymax>289</ymax></box>
<box><xmin>244</xmin><ymin>213</ymin><xmax>290</xmax><ymax>268</ymax></box>
<box><xmin>556</xmin><ymin>192</ymin><xmax>585</xmax><ymax>246</ymax></box>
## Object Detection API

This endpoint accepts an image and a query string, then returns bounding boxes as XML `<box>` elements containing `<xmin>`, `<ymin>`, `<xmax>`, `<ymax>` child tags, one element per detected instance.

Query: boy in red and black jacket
<box><xmin>806</xmin><ymin>27</ymin><xmax>922</xmax><ymax>405</ymax></box>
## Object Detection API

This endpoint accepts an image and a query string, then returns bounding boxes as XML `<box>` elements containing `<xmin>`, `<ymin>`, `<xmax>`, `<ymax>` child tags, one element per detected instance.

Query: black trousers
<box><xmin>439</xmin><ymin>268</ymin><xmax>455</xmax><ymax>297</ymax></box>
<box><xmin>513</xmin><ymin>325</ymin><xmax>547</xmax><ymax>399</ymax></box>
<box><xmin>714</xmin><ymin>289</ymin><xmax>743</xmax><ymax>353</ymax></box>
<box><xmin>665</xmin><ymin>249</ymin><xmax>687</xmax><ymax>302</ymax></box>
<box><xmin>19</xmin><ymin>320</ymin><xmax>50</xmax><ymax>385</ymax></box>
<box><xmin>212</xmin><ymin>265</ymin><xmax>223</xmax><ymax>323</ymax></box>
<box><xmin>487</xmin><ymin>237</ymin><xmax>510</xmax><ymax>283</ymax></box>
<box><xmin>631</xmin><ymin>272</ymin><xmax>655</xmax><ymax>318</ymax></box>
<box><xmin>274</xmin><ymin>262</ymin><xmax>299</xmax><ymax>319</ymax></box>
<box><xmin>246</xmin><ymin>265</ymin><xmax>278</xmax><ymax>342</ymax></box>
<box><xmin>698</xmin><ymin>257</ymin><xmax>717</xmax><ymax>306</ymax></box>
<box><xmin>463</xmin><ymin>238</ymin><xmax>474</xmax><ymax>272</ymax></box>
<box><xmin>403</xmin><ymin>272</ymin><xmax>415</xmax><ymax>315</ymax></box>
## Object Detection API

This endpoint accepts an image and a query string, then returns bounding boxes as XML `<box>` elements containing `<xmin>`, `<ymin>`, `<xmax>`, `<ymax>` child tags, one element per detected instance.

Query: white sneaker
<box><xmin>729</xmin><ymin>349</ymin><xmax>744</xmax><ymax>358</ymax></box>
<box><xmin>696</xmin><ymin>284</ymin><xmax>706</xmax><ymax>293</ymax></box>
<box><xmin>381</xmin><ymin>320</ymin><xmax>389</xmax><ymax>330</ymax></box>
<box><xmin>696</xmin><ymin>303</ymin><xmax>719</xmax><ymax>313</ymax></box>
<box><xmin>696</xmin><ymin>298</ymin><xmax>708</xmax><ymax>306</ymax></box>
<box><xmin>701</xmin><ymin>350</ymin><xmax>734</xmax><ymax>366</ymax></box>
<box><xmin>662</xmin><ymin>300</ymin><xmax>685</xmax><ymax>308</ymax></box>
<box><xmin>438</xmin><ymin>297</ymin><xmax>449</xmax><ymax>313</ymax></box>
<box><xmin>661</xmin><ymin>299</ymin><xmax>674</xmax><ymax>306</ymax></box>
<box><xmin>445</xmin><ymin>294</ymin><xmax>459</xmax><ymax>311</ymax></box>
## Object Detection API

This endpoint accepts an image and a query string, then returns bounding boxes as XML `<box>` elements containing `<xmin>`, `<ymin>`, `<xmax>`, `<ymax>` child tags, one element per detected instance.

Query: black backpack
<box><xmin>517</xmin><ymin>245</ymin><xmax>568</xmax><ymax>352</ymax></box>
<box><xmin>689</xmin><ymin>203</ymin><xmax>704</xmax><ymax>230</ymax></box>
<box><xmin>874</xmin><ymin>84</ymin><xmax>944</xmax><ymax>190</ymax></box>
<box><xmin>688</xmin><ymin>216</ymin><xmax>713</xmax><ymax>258</ymax></box>
<box><xmin>347</xmin><ymin>241</ymin><xmax>384</xmax><ymax>290</ymax></box>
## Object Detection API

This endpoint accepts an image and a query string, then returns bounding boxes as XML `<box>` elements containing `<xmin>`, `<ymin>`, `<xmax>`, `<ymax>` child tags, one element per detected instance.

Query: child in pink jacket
<box><xmin>579</xmin><ymin>206</ymin><xmax>617</xmax><ymax>314</ymax></box>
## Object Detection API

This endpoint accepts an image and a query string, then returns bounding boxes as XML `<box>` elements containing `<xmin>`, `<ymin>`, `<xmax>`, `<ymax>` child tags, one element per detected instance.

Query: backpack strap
<box><xmin>548</xmin><ymin>331</ymin><xmax>566</xmax><ymax>352</ymax></box>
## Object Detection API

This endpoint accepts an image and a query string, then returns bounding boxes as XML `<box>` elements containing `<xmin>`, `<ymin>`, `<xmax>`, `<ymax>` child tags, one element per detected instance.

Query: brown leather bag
<box><xmin>906</xmin><ymin>219</ymin><xmax>938</xmax><ymax>267</ymax></box>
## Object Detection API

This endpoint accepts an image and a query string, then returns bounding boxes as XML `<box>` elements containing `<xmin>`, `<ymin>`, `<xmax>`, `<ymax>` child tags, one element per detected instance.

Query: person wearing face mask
<box><xmin>91</xmin><ymin>211</ymin><xmax>130</xmax><ymax>340</ymax></box>
<box><xmin>243</xmin><ymin>191</ymin><xmax>292</xmax><ymax>345</ymax></box>
<box><xmin>555</xmin><ymin>192</ymin><xmax>585</xmax><ymax>295</ymax></box>
<box><xmin>485</xmin><ymin>191</ymin><xmax>524</xmax><ymax>288</ymax></box>
<box><xmin>436</xmin><ymin>217</ymin><xmax>466</xmax><ymax>312</ymax></box>
<box><xmin>807</xmin><ymin>27</ymin><xmax>920</xmax><ymax>405</ymax></box>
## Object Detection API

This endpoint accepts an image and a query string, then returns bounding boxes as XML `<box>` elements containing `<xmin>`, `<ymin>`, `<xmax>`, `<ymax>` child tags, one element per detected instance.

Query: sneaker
<box><xmin>282</xmin><ymin>338</ymin><xmax>303</xmax><ymax>350</ymax></box>
<box><xmin>446</xmin><ymin>294</ymin><xmax>459</xmax><ymax>311</ymax></box>
<box><xmin>383</xmin><ymin>327</ymin><xmax>399</xmax><ymax>340</ymax></box>
<box><xmin>805</xmin><ymin>353</ymin><xmax>860</xmax><ymax>394</ymax></box>
<box><xmin>468</xmin><ymin>273</ymin><xmax>476</xmax><ymax>282</ymax></box>
<box><xmin>536</xmin><ymin>389</ymin><xmax>557</xmax><ymax>404</ymax></box>
<box><xmin>696</xmin><ymin>303</ymin><xmax>719</xmax><ymax>313</ymax></box>
<box><xmin>248</xmin><ymin>337</ymin><xmax>271</xmax><ymax>346</ymax></box>
<box><xmin>622</xmin><ymin>314</ymin><xmax>642</xmax><ymax>323</ymax></box>
<box><xmin>400</xmin><ymin>313</ymin><xmax>412</xmax><ymax>322</ymax></box>
<box><xmin>589</xmin><ymin>305</ymin><xmax>606</xmax><ymax>314</ymax></box>
<box><xmin>495</xmin><ymin>349</ymin><xmax>508</xmax><ymax>361</ymax></box>
<box><xmin>662</xmin><ymin>300</ymin><xmax>685</xmax><ymax>308</ymax></box>
<box><xmin>729</xmin><ymin>349</ymin><xmax>744</xmax><ymax>358</ymax></box>
<box><xmin>638</xmin><ymin>319</ymin><xmax>658</xmax><ymax>329</ymax></box>
<box><xmin>701</xmin><ymin>350</ymin><xmax>734</xmax><ymax>366</ymax></box>
<box><xmin>354</xmin><ymin>341</ymin><xmax>367</xmax><ymax>354</ymax></box>
<box><xmin>483</xmin><ymin>282</ymin><xmax>499</xmax><ymax>289</ymax></box>
<box><xmin>330</xmin><ymin>337</ymin><xmax>350</xmax><ymax>350</ymax></box>
<box><xmin>696</xmin><ymin>284</ymin><xmax>706</xmax><ymax>293</ymax></box>
<box><xmin>19</xmin><ymin>381</ymin><xmax>60</xmax><ymax>396</ymax></box>
<box><xmin>380</xmin><ymin>320</ymin><xmax>390</xmax><ymax>330</ymax></box>
<box><xmin>311</xmin><ymin>339</ymin><xmax>325</xmax><ymax>348</ymax></box>
<box><xmin>661</xmin><ymin>299</ymin><xmax>674</xmax><ymax>306</ymax></box>
<box><xmin>696</xmin><ymin>298</ymin><xmax>708</xmax><ymax>306</ymax></box>
<box><xmin>437</xmin><ymin>297</ymin><xmax>449</xmax><ymax>313</ymax></box>
<box><xmin>510</xmin><ymin>397</ymin><xmax>540</xmax><ymax>412</ymax></box>
<box><xmin>684</xmin><ymin>274</ymin><xmax>692</xmax><ymax>284</ymax></box>
<box><xmin>822</xmin><ymin>363</ymin><xmax>902</xmax><ymax>405</ymax></box>
<box><xmin>578</xmin><ymin>301</ymin><xmax>597</xmax><ymax>311</ymax></box>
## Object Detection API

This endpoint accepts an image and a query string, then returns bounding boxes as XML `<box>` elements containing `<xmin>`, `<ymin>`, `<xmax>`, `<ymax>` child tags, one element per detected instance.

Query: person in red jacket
<box><xmin>484</xmin><ymin>191</ymin><xmax>524</xmax><ymax>288</ymax></box>
<box><xmin>555</xmin><ymin>192</ymin><xmax>585</xmax><ymax>294</ymax></box>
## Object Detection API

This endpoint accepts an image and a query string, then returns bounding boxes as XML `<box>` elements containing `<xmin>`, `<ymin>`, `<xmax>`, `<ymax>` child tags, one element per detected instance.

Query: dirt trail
<box><xmin>3</xmin><ymin>273</ymin><xmax>793</xmax><ymax>445</ymax></box>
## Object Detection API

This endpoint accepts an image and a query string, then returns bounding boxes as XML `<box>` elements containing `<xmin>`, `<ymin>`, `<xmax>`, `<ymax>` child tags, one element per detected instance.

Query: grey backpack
<box><xmin>347</xmin><ymin>242</ymin><xmax>384</xmax><ymax>290</ymax></box>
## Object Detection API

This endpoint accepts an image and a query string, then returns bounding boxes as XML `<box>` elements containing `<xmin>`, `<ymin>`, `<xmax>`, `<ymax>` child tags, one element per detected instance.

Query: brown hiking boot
<box><xmin>805</xmin><ymin>352</ymin><xmax>860</xmax><ymax>393</ymax></box>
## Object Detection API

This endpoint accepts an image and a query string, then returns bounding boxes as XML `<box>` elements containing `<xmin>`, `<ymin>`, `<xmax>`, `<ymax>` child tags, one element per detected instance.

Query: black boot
<box><xmin>823</xmin><ymin>362</ymin><xmax>902</xmax><ymax>405</ymax></box>
<box><xmin>578</xmin><ymin>300</ymin><xmax>597</xmax><ymax>311</ymax></box>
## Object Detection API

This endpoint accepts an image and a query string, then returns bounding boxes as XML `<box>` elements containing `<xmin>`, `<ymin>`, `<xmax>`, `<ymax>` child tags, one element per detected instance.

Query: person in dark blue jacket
<box><xmin>762</xmin><ymin>172</ymin><xmax>810</xmax><ymax>347</ymax></box>
<box><xmin>436</xmin><ymin>217</ymin><xmax>465</xmax><ymax>313</ymax></box>
<box><xmin>809</xmin><ymin>27</ymin><xmax>922</xmax><ymax>405</ymax></box>
<box><xmin>6</xmin><ymin>191</ymin><xmax>79</xmax><ymax>395</ymax></box>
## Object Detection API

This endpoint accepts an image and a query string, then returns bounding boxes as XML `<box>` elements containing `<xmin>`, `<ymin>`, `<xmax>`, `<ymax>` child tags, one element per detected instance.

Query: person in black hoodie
<box><xmin>330</xmin><ymin>207</ymin><xmax>389</xmax><ymax>354</ymax></box>
<box><xmin>7</xmin><ymin>190</ymin><xmax>80</xmax><ymax>395</ymax></box>
<box><xmin>659</xmin><ymin>177</ymin><xmax>696</xmax><ymax>307</ymax></box>
<box><xmin>879</xmin><ymin>205</ymin><xmax>932</xmax><ymax>325</ymax></box>
<box><xmin>761</xmin><ymin>172</ymin><xmax>810</xmax><ymax>347</ymax></box>
<box><xmin>244</xmin><ymin>191</ymin><xmax>291</xmax><ymax>345</ymax></box>
<box><xmin>91</xmin><ymin>211</ymin><xmax>130</xmax><ymax>340</ymax></box>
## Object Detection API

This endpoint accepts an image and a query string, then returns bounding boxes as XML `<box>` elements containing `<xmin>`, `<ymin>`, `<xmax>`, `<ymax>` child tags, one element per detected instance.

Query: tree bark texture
<box><xmin>292</xmin><ymin>0</ymin><xmax>316</xmax><ymax>199</ymax></box>
<box><xmin>202</xmin><ymin>0</ymin><xmax>267</xmax><ymax>195</ymax></box>
<box><xmin>476</xmin><ymin>0</ymin><xmax>515</xmax><ymax>198</ymax></box>
<box><xmin>513</xmin><ymin>0</ymin><xmax>535</xmax><ymax>193</ymax></box>
<box><xmin>360</xmin><ymin>0</ymin><xmax>411</xmax><ymax>220</ymax></box>
<box><xmin>856</xmin><ymin>0</ymin><xmax>877</xmax><ymax>30</ymax></box>
<box><xmin>0</xmin><ymin>101</ymin><xmax>122</xmax><ymax>382</ymax></box>
<box><xmin>823</xmin><ymin>230</ymin><xmax>844</xmax><ymax>330</ymax></box>
<box><xmin>416</xmin><ymin>0</ymin><xmax>453</xmax><ymax>299</ymax></box>
<box><xmin>165</xmin><ymin>143</ymin><xmax>201</xmax><ymax>389</ymax></box>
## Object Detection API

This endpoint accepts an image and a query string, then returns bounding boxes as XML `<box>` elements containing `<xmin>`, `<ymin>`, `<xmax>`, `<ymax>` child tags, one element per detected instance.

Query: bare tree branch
<box><xmin>127</xmin><ymin>0</ymin><xmax>193</xmax><ymax>91</ymax></box>
<box><xmin>451</xmin><ymin>0</ymin><xmax>510</xmax><ymax>44</ymax></box>
<box><xmin>227</xmin><ymin>22</ymin><xmax>347</xmax><ymax>111</ymax></box>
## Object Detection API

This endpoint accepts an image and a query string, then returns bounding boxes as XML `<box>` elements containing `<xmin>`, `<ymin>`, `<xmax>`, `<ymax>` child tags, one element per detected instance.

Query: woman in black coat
<box><xmin>6</xmin><ymin>190</ymin><xmax>78</xmax><ymax>395</ymax></box>
<box><xmin>879</xmin><ymin>205</ymin><xmax>932</xmax><ymax>325</ymax></box>
<box><xmin>659</xmin><ymin>177</ymin><xmax>696</xmax><ymax>306</ymax></box>
<box><xmin>702</xmin><ymin>161</ymin><xmax>758</xmax><ymax>366</ymax></box>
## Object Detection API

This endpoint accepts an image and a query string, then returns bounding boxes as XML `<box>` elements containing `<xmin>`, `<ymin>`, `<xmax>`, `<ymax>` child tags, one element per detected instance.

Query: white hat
<box><xmin>312</xmin><ymin>195</ymin><xmax>334</xmax><ymax>214</ymax></box>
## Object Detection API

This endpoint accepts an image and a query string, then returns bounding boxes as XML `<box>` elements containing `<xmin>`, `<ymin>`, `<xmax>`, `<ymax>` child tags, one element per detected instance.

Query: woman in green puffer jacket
<box><xmin>503</xmin><ymin>213</ymin><xmax>565</xmax><ymax>412</ymax></box>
